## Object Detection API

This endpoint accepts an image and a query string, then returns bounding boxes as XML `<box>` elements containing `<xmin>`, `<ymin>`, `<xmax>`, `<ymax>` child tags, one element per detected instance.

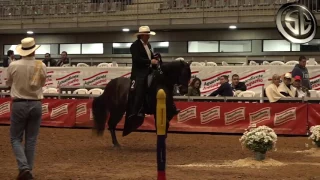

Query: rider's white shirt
<box><xmin>140</xmin><ymin>39</ymin><xmax>151</xmax><ymax>60</ymax></box>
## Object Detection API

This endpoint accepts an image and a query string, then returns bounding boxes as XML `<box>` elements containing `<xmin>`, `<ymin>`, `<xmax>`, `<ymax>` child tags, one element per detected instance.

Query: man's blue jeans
<box><xmin>10</xmin><ymin>100</ymin><xmax>42</xmax><ymax>172</ymax></box>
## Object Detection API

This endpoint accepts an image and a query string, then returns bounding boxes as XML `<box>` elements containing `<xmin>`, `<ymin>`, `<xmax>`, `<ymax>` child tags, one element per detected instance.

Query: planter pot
<box><xmin>254</xmin><ymin>151</ymin><xmax>266</xmax><ymax>161</ymax></box>
<box><xmin>315</xmin><ymin>141</ymin><xmax>320</xmax><ymax>147</ymax></box>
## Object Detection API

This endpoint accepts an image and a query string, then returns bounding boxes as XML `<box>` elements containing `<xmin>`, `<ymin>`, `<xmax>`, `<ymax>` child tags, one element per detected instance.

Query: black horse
<box><xmin>92</xmin><ymin>60</ymin><xmax>191</xmax><ymax>147</ymax></box>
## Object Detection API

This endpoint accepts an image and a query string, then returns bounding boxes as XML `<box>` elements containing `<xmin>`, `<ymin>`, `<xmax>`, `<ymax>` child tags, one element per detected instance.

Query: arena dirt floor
<box><xmin>1</xmin><ymin>126</ymin><xmax>320</xmax><ymax>180</ymax></box>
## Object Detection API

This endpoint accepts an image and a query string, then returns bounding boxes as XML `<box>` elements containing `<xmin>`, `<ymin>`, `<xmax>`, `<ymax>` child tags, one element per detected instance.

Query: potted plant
<box><xmin>309</xmin><ymin>125</ymin><xmax>320</xmax><ymax>147</ymax></box>
<box><xmin>240</xmin><ymin>125</ymin><xmax>278</xmax><ymax>161</ymax></box>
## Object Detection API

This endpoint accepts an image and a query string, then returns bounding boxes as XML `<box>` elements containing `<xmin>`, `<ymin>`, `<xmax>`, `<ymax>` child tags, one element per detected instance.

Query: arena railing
<box><xmin>0</xmin><ymin>92</ymin><xmax>317</xmax><ymax>103</ymax></box>
<box><xmin>0</xmin><ymin>0</ymin><xmax>300</xmax><ymax>21</ymax></box>
<box><xmin>299</xmin><ymin>0</ymin><xmax>320</xmax><ymax>12</ymax></box>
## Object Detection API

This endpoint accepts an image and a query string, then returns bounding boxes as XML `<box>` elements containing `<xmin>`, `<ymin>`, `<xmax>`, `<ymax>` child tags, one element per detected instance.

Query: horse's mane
<box><xmin>160</xmin><ymin>60</ymin><xmax>191</xmax><ymax>88</ymax></box>
<box><xmin>162</xmin><ymin>60</ymin><xmax>186</xmax><ymax>72</ymax></box>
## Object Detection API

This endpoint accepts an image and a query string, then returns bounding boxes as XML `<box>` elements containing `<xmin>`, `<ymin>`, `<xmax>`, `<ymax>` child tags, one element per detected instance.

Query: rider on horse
<box><xmin>124</xmin><ymin>26</ymin><xmax>179</xmax><ymax>136</ymax></box>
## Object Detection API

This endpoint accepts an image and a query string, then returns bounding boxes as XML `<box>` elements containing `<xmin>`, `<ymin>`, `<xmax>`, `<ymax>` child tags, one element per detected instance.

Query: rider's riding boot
<box><xmin>172</xmin><ymin>103</ymin><xmax>180</xmax><ymax>115</ymax></box>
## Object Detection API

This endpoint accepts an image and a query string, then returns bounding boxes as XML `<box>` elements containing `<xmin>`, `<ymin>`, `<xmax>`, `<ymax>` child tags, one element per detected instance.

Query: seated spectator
<box><xmin>3</xmin><ymin>50</ymin><xmax>15</xmax><ymax>67</ymax></box>
<box><xmin>173</xmin><ymin>84</ymin><xmax>181</xmax><ymax>96</ymax></box>
<box><xmin>209</xmin><ymin>75</ymin><xmax>233</xmax><ymax>97</ymax></box>
<box><xmin>56</xmin><ymin>51</ymin><xmax>69</xmax><ymax>66</ymax></box>
<box><xmin>278</xmin><ymin>73</ymin><xmax>296</xmax><ymax>97</ymax></box>
<box><xmin>293</xmin><ymin>75</ymin><xmax>310</xmax><ymax>97</ymax></box>
<box><xmin>187</xmin><ymin>78</ymin><xmax>201</xmax><ymax>96</ymax></box>
<box><xmin>42</xmin><ymin>53</ymin><xmax>56</xmax><ymax>67</ymax></box>
<box><xmin>265</xmin><ymin>74</ymin><xmax>285</xmax><ymax>103</ymax></box>
<box><xmin>231</xmin><ymin>74</ymin><xmax>247</xmax><ymax>96</ymax></box>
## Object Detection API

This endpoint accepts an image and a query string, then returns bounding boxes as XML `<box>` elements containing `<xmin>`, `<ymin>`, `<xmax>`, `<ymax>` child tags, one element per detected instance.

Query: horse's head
<box><xmin>162</xmin><ymin>60</ymin><xmax>191</xmax><ymax>95</ymax></box>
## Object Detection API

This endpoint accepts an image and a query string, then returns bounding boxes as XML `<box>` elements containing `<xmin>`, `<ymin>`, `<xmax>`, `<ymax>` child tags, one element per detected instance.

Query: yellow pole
<box><xmin>156</xmin><ymin>89</ymin><xmax>166</xmax><ymax>180</ymax></box>
<box><xmin>156</xmin><ymin>89</ymin><xmax>166</xmax><ymax>136</ymax></box>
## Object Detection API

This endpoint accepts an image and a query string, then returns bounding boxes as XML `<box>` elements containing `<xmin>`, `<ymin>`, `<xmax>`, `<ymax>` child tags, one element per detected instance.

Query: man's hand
<box><xmin>151</xmin><ymin>59</ymin><xmax>158</xmax><ymax>65</ymax></box>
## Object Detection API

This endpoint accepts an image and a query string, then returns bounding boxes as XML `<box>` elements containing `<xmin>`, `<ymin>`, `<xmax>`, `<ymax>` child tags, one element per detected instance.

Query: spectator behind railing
<box><xmin>187</xmin><ymin>77</ymin><xmax>201</xmax><ymax>96</ymax></box>
<box><xmin>56</xmin><ymin>51</ymin><xmax>70</xmax><ymax>67</ymax></box>
<box><xmin>173</xmin><ymin>84</ymin><xmax>181</xmax><ymax>96</ymax></box>
<box><xmin>293</xmin><ymin>75</ymin><xmax>310</xmax><ymax>98</ymax></box>
<box><xmin>292</xmin><ymin>56</ymin><xmax>311</xmax><ymax>90</ymax></box>
<box><xmin>3</xmin><ymin>50</ymin><xmax>16</xmax><ymax>67</ymax></box>
<box><xmin>278</xmin><ymin>73</ymin><xmax>296</xmax><ymax>97</ymax></box>
<box><xmin>208</xmin><ymin>75</ymin><xmax>233</xmax><ymax>97</ymax></box>
<box><xmin>42</xmin><ymin>53</ymin><xmax>57</xmax><ymax>67</ymax></box>
<box><xmin>230</xmin><ymin>74</ymin><xmax>247</xmax><ymax>96</ymax></box>
<box><xmin>265</xmin><ymin>74</ymin><xmax>285</xmax><ymax>103</ymax></box>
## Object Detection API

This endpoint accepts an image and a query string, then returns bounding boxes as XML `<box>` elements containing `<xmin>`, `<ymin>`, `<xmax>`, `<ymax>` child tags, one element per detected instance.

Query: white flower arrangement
<box><xmin>240</xmin><ymin>125</ymin><xmax>277</xmax><ymax>153</ymax></box>
<box><xmin>309</xmin><ymin>125</ymin><xmax>320</xmax><ymax>142</ymax></box>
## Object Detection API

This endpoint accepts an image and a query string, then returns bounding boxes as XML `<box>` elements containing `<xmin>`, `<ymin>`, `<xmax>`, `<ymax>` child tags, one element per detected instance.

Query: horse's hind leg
<box><xmin>108</xmin><ymin>109</ymin><xmax>125</xmax><ymax>148</ymax></box>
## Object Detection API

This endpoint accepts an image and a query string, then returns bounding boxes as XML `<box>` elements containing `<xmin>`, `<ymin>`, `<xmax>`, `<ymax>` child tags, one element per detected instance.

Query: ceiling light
<box><xmin>122</xmin><ymin>28</ymin><xmax>130</xmax><ymax>32</ymax></box>
<box><xmin>126</xmin><ymin>43</ymin><xmax>132</xmax><ymax>47</ymax></box>
<box><xmin>159</xmin><ymin>42</ymin><xmax>169</xmax><ymax>47</ymax></box>
<box><xmin>229</xmin><ymin>25</ymin><xmax>237</xmax><ymax>29</ymax></box>
<box><xmin>112</xmin><ymin>43</ymin><xmax>120</xmax><ymax>47</ymax></box>
<box><xmin>27</xmin><ymin>31</ymin><xmax>34</xmax><ymax>34</ymax></box>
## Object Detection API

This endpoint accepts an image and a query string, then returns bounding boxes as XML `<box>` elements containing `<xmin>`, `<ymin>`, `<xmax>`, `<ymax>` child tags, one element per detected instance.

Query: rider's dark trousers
<box><xmin>130</xmin><ymin>77</ymin><xmax>147</xmax><ymax>117</ymax></box>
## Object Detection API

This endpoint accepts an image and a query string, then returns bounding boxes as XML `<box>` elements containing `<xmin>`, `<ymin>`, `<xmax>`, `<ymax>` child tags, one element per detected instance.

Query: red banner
<box><xmin>0</xmin><ymin>98</ymin><xmax>77</xmax><ymax>127</ymax></box>
<box><xmin>169</xmin><ymin>102</ymin><xmax>308</xmax><ymax>135</ymax></box>
<box><xmin>41</xmin><ymin>99</ymin><xmax>77</xmax><ymax>127</ymax></box>
<box><xmin>0</xmin><ymin>98</ymin><xmax>312</xmax><ymax>135</ymax></box>
<box><xmin>75</xmin><ymin>100</ymin><xmax>94</xmax><ymax>127</ymax></box>
<box><xmin>0</xmin><ymin>98</ymin><xmax>11</xmax><ymax>125</ymax></box>
<box><xmin>307</xmin><ymin>104</ymin><xmax>320</xmax><ymax>128</ymax></box>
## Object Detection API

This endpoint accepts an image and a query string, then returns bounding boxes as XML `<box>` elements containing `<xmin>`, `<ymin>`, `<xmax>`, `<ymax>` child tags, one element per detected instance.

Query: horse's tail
<box><xmin>92</xmin><ymin>94</ymin><xmax>109</xmax><ymax>136</ymax></box>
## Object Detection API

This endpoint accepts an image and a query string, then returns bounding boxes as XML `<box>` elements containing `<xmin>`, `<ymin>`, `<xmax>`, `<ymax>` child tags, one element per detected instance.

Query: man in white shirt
<box><xmin>6</xmin><ymin>37</ymin><xmax>47</xmax><ymax>180</ymax></box>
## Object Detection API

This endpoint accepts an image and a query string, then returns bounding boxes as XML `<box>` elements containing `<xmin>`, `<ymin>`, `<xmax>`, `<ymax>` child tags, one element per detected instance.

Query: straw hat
<box><xmin>134</xmin><ymin>26</ymin><xmax>156</xmax><ymax>36</ymax></box>
<box><xmin>16</xmin><ymin>37</ymin><xmax>40</xmax><ymax>56</ymax></box>
<box><xmin>283</xmin><ymin>72</ymin><xmax>293</xmax><ymax>83</ymax></box>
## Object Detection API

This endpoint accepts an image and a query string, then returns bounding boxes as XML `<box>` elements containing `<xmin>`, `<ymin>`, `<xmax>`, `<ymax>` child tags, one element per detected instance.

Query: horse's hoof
<box><xmin>113</xmin><ymin>144</ymin><xmax>121</xmax><ymax>149</ymax></box>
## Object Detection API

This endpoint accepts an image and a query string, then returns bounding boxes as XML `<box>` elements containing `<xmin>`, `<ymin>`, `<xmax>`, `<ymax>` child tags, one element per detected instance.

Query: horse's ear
<box><xmin>186</xmin><ymin>60</ymin><xmax>192</xmax><ymax>66</ymax></box>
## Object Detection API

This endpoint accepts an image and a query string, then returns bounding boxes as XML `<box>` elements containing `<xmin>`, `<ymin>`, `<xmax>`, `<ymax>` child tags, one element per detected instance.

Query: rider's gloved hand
<box><xmin>151</xmin><ymin>59</ymin><xmax>158</xmax><ymax>65</ymax></box>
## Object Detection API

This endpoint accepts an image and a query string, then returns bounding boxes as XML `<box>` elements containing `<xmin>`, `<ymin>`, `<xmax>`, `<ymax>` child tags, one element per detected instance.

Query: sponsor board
<box><xmin>177</xmin><ymin>106</ymin><xmax>197</xmax><ymax>123</ymax></box>
<box><xmin>241</xmin><ymin>70</ymin><xmax>265</xmax><ymax>90</ymax></box>
<box><xmin>89</xmin><ymin>108</ymin><xmax>93</xmax><ymax>121</ymax></box>
<box><xmin>51</xmin><ymin>103</ymin><xmax>69</xmax><ymax>119</ymax></box>
<box><xmin>42</xmin><ymin>103</ymin><xmax>49</xmax><ymax>115</ymax></box>
<box><xmin>274</xmin><ymin>107</ymin><xmax>296</xmax><ymax>126</ymax></box>
<box><xmin>45</xmin><ymin>71</ymin><xmax>54</xmax><ymax>87</ymax></box>
<box><xmin>0</xmin><ymin>101</ymin><xmax>10</xmax><ymax>116</ymax></box>
<box><xmin>200</xmin><ymin>106</ymin><xmax>220</xmax><ymax>124</ymax></box>
<box><xmin>83</xmin><ymin>71</ymin><xmax>108</xmax><ymax>86</ymax></box>
<box><xmin>121</xmin><ymin>72</ymin><xmax>131</xmax><ymax>78</ymax></box>
<box><xmin>224</xmin><ymin>107</ymin><xmax>245</xmax><ymax>125</ymax></box>
<box><xmin>249</xmin><ymin>107</ymin><xmax>270</xmax><ymax>125</ymax></box>
<box><xmin>310</xmin><ymin>75</ymin><xmax>320</xmax><ymax>90</ymax></box>
<box><xmin>76</xmin><ymin>103</ymin><xmax>87</xmax><ymax>118</ymax></box>
<box><xmin>56</xmin><ymin>71</ymin><xmax>80</xmax><ymax>86</ymax></box>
